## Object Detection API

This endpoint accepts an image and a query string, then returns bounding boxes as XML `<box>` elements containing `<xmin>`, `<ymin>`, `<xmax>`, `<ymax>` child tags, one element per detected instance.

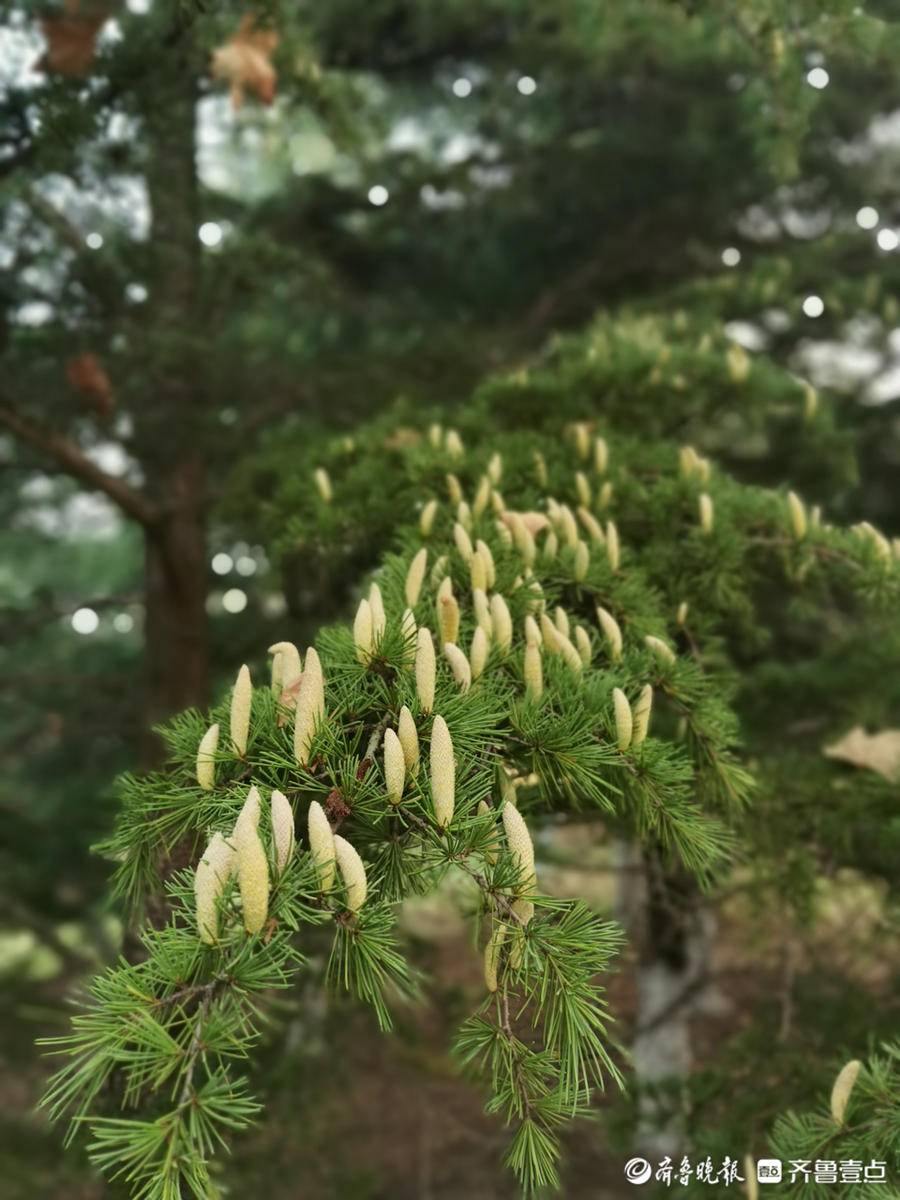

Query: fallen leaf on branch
<box><xmin>36</xmin><ymin>0</ymin><xmax>110</xmax><ymax>77</ymax></box>
<box><xmin>66</xmin><ymin>352</ymin><xmax>115</xmax><ymax>417</ymax></box>
<box><xmin>823</xmin><ymin>726</ymin><xmax>900</xmax><ymax>783</ymax></box>
<box><xmin>211</xmin><ymin>14</ymin><xmax>278</xmax><ymax>110</ymax></box>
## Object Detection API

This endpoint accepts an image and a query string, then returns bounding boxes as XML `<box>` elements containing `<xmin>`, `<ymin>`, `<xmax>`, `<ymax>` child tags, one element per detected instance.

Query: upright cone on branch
<box><xmin>502</xmin><ymin>801</ymin><xmax>536</xmax><ymax>908</ymax></box>
<box><xmin>578</xmin><ymin>507</ymin><xmax>605</xmax><ymax>544</ymax></box>
<box><xmin>438</xmin><ymin>588</ymin><xmax>461</xmax><ymax>647</ymax></box>
<box><xmin>383</xmin><ymin>727</ymin><xmax>406</xmax><ymax>804</ymax></box>
<box><xmin>194</xmin><ymin>832</ymin><xmax>235</xmax><ymax>945</ymax></box>
<box><xmin>476</xmin><ymin>539</ymin><xmax>496</xmax><ymax>588</ymax></box>
<box><xmin>573</xmin><ymin>539</ymin><xmax>589</xmax><ymax>581</ymax></box>
<box><xmin>294</xmin><ymin>646</ymin><xmax>325</xmax><ymax>765</ymax></box>
<box><xmin>196</xmin><ymin>723</ymin><xmax>219</xmax><ymax>791</ymax></box>
<box><xmin>699</xmin><ymin>492</ymin><xmax>714</xmax><ymax>534</ymax></box>
<box><xmin>397</xmin><ymin>705</ymin><xmax>420</xmax><ymax>777</ymax></box>
<box><xmin>470</xmin><ymin>626</ymin><xmax>489</xmax><ymax>680</ymax></box>
<box><xmin>353</xmin><ymin>598</ymin><xmax>373</xmax><ymax>663</ymax></box>
<box><xmin>430</xmin><ymin>715</ymin><xmax>455</xmax><ymax>828</ymax></box>
<box><xmin>444</xmin><ymin>642</ymin><xmax>472</xmax><ymax>691</ymax></box>
<box><xmin>788</xmin><ymin>490</ymin><xmax>807</xmax><ymax>540</ymax></box>
<box><xmin>416</xmin><ymin>627</ymin><xmax>436</xmax><ymax>712</ymax></box>
<box><xmin>233</xmin><ymin>784</ymin><xmax>262</xmax><ymax>838</ymax></box>
<box><xmin>596</xmin><ymin>606</ymin><xmax>623</xmax><ymax>660</ymax></box>
<box><xmin>307</xmin><ymin>800</ymin><xmax>335</xmax><ymax>892</ymax></box>
<box><xmin>405</xmin><ymin>548</ymin><xmax>428</xmax><ymax>607</ymax></box>
<box><xmin>605</xmin><ymin>520</ymin><xmax>620</xmax><ymax>571</ymax></box>
<box><xmin>575</xmin><ymin>471</ymin><xmax>591</xmax><ymax>507</ymax></box>
<box><xmin>632</xmin><ymin>684</ymin><xmax>653</xmax><ymax>745</ymax></box>
<box><xmin>333</xmin><ymin>835</ymin><xmax>368</xmax><ymax>913</ymax></box>
<box><xmin>830</xmin><ymin>1059</ymin><xmax>862</xmax><ymax>1125</ymax></box>
<box><xmin>524</xmin><ymin>641</ymin><xmax>543</xmax><ymax>699</ymax></box>
<box><xmin>453</xmin><ymin>521</ymin><xmax>474</xmax><ymax>562</ymax></box>
<box><xmin>574</xmin><ymin>625</ymin><xmax>592</xmax><ymax>665</ymax></box>
<box><xmin>473</xmin><ymin>588</ymin><xmax>493</xmax><ymax>637</ymax></box>
<box><xmin>472</xmin><ymin>475</ymin><xmax>491</xmax><ymax>519</ymax></box>
<box><xmin>271</xmin><ymin>790</ymin><xmax>295</xmax><ymax>875</ymax></box>
<box><xmin>420</xmin><ymin>498</ymin><xmax>438</xmax><ymax>536</ymax></box>
<box><xmin>613</xmin><ymin>687</ymin><xmax>633</xmax><ymax>752</ymax></box>
<box><xmin>369</xmin><ymin>583</ymin><xmax>386</xmax><ymax>641</ymax></box>
<box><xmin>268</xmin><ymin>641</ymin><xmax>302</xmax><ymax>702</ymax></box>
<box><xmin>313</xmin><ymin>467</ymin><xmax>332</xmax><ymax>502</ymax></box>
<box><xmin>490</xmin><ymin>593</ymin><xmax>513</xmax><ymax>651</ymax></box>
<box><xmin>646</xmin><ymin>634</ymin><xmax>676</xmax><ymax>664</ymax></box>
<box><xmin>540</xmin><ymin>612</ymin><xmax>560</xmax><ymax>653</ymax></box>
<box><xmin>234</xmin><ymin>817</ymin><xmax>269</xmax><ymax>935</ymax></box>
<box><xmin>229</xmin><ymin>665</ymin><xmax>252</xmax><ymax>756</ymax></box>
<box><xmin>469</xmin><ymin>547</ymin><xmax>488</xmax><ymax>592</ymax></box>
<box><xmin>594</xmin><ymin>436</ymin><xmax>608</xmax><ymax>474</ymax></box>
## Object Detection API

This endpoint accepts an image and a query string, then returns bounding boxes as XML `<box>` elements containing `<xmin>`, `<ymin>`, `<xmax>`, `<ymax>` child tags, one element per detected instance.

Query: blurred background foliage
<box><xmin>1</xmin><ymin>0</ymin><xmax>899</xmax><ymax>1195</ymax></box>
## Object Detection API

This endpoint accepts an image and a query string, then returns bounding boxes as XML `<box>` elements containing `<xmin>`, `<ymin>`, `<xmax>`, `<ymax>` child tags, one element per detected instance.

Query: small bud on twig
<box><xmin>353</xmin><ymin>599</ymin><xmax>373</xmax><ymax>663</ymax></box>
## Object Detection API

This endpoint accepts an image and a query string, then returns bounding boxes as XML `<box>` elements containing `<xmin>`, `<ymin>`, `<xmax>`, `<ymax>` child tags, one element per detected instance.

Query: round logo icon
<box><xmin>624</xmin><ymin>1157</ymin><xmax>653</xmax><ymax>1185</ymax></box>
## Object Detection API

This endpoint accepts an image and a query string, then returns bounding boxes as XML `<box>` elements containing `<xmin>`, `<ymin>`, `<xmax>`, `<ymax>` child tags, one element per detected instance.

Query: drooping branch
<box><xmin>0</xmin><ymin>401</ymin><xmax>159</xmax><ymax>527</ymax></box>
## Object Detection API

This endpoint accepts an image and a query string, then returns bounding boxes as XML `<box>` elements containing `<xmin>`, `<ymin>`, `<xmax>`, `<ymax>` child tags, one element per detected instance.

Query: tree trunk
<box><xmin>137</xmin><ymin>14</ymin><xmax>207</xmax><ymax>761</ymax></box>
<box><xmin>621</xmin><ymin>845</ymin><xmax>730</xmax><ymax>1156</ymax></box>
<box><xmin>142</xmin><ymin>458</ymin><xmax>209</xmax><ymax>761</ymax></box>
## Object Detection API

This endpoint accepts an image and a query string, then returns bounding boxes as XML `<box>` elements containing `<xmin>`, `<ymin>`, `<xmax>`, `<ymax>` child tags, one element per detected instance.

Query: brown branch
<box><xmin>0</xmin><ymin>402</ymin><xmax>159</xmax><ymax>527</ymax></box>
